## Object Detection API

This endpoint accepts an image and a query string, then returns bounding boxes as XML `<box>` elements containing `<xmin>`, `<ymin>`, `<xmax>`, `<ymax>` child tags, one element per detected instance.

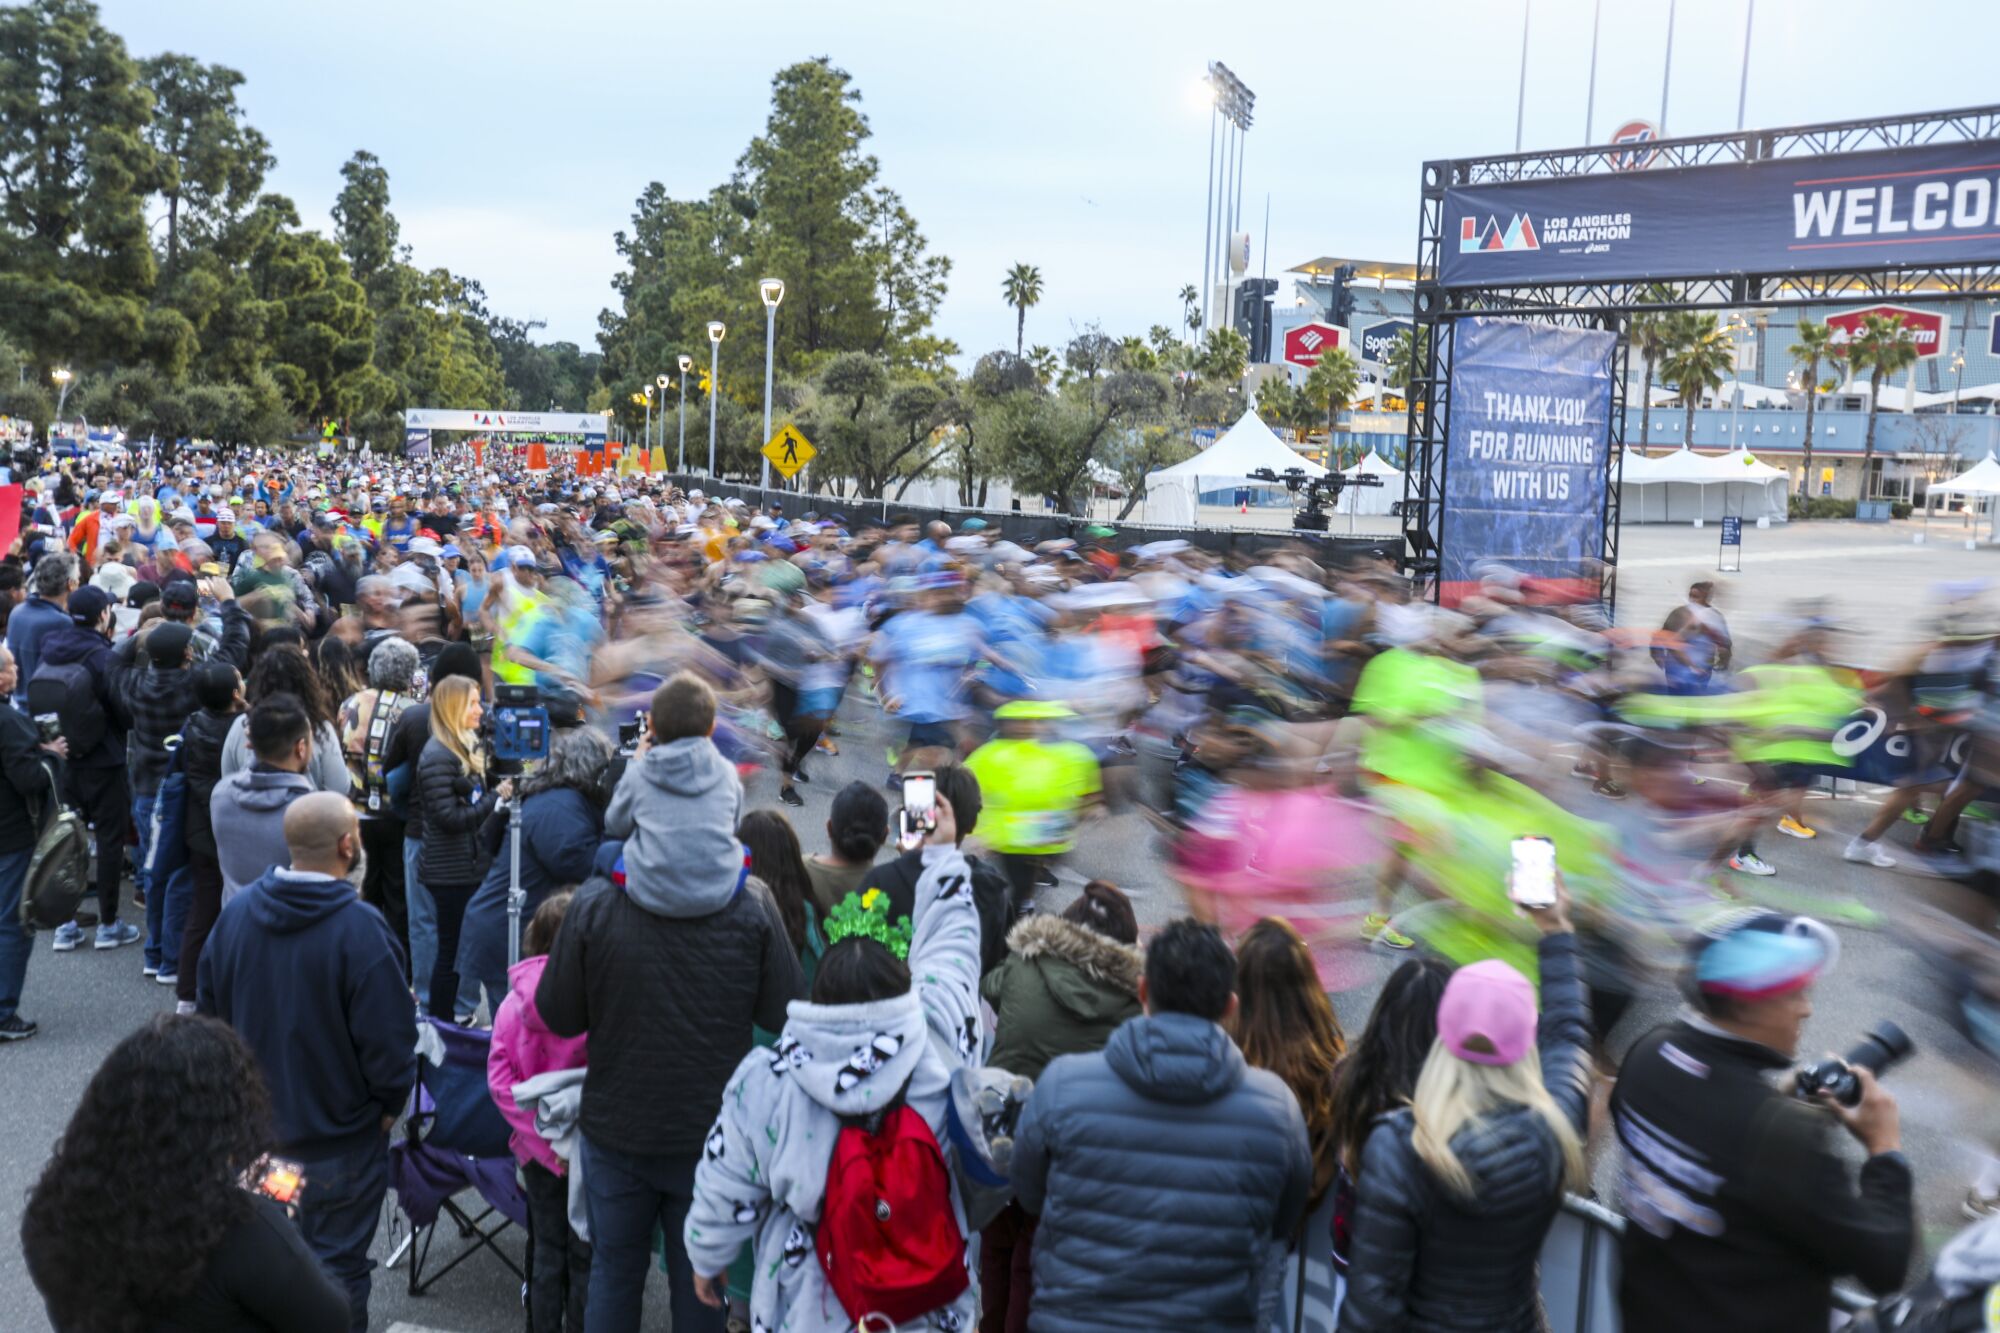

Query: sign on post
<box><xmin>1358</xmin><ymin>320</ymin><xmax>1415</xmax><ymax>364</ymax></box>
<box><xmin>1282</xmin><ymin>323</ymin><xmax>1346</xmax><ymax>370</ymax></box>
<box><xmin>1824</xmin><ymin>305</ymin><xmax>1946</xmax><ymax>359</ymax></box>
<box><xmin>762</xmin><ymin>425</ymin><xmax>816</xmax><ymax>480</ymax></box>
<box><xmin>1718</xmin><ymin>516</ymin><xmax>1743</xmax><ymax>571</ymax></box>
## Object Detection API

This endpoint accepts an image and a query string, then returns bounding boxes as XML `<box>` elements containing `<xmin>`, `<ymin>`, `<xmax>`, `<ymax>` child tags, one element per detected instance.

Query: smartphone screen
<box><xmin>1508</xmin><ymin>835</ymin><xmax>1557</xmax><ymax>909</ymax></box>
<box><xmin>617</xmin><ymin>718</ymin><xmax>642</xmax><ymax>749</ymax></box>
<box><xmin>899</xmin><ymin>771</ymin><xmax>937</xmax><ymax>849</ymax></box>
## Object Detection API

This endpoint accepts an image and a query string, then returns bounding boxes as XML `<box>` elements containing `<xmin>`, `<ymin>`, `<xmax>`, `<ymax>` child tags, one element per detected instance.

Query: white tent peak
<box><xmin>1930</xmin><ymin>452</ymin><xmax>2000</xmax><ymax>496</ymax></box>
<box><xmin>1151</xmin><ymin>411</ymin><xmax>1327</xmax><ymax>481</ymax></box>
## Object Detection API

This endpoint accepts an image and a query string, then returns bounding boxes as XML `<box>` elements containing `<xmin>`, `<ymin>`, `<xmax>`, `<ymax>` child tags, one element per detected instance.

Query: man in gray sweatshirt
<box><xmin>210</xmin><ymin>695</ymin><xmax>318</xmax><ymax>901</ymax></box>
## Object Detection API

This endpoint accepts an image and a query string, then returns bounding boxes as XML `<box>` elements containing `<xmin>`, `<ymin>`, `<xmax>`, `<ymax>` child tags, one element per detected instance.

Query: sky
<box><xmin>92</xmin><ymin>0</ymin><xmax>2000</xmax><ymax>363</ymax></box>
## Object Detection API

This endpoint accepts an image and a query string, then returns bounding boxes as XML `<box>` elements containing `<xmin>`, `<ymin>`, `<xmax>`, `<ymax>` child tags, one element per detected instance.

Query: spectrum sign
<box><xmin>1823</xmin><ymin>304</ymin><xmax>1946</xmax><ymax>360</ymax></box>
<box><xmin>1357</xmin><ymin>320</ymin><xmax>1415</xmax><ymax>363</ymax></box>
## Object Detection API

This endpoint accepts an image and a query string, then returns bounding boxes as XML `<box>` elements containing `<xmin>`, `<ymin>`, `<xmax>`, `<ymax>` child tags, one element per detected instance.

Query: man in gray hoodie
<box><xmin>210</xmin><ymin>695</ymin><xmax>318</xmax><ymax>901</ymax></box>
<box><xmin>538</xmin><ymin>671</ymin><xmax>804</xmax><ymax>1333</ymax></box>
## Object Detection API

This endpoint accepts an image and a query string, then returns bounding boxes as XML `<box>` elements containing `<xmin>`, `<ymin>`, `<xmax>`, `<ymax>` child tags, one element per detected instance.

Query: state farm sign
<box><xmin>1283</xmin><ymin>322</ymin><xmax>1346</xmax><ymax>369</ymax></box>
<box><xmin>1824</xmin><ymin>304</ymin><xmax>1946</xmax><ymax>359</ymax></box>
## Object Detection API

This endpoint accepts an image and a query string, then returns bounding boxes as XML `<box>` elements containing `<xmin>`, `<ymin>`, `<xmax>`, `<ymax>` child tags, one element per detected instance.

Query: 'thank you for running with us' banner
<box><xmin>1441</xmin><ymin>317</ymin><xmax>1616</xmax><ymax>608</ymax></box>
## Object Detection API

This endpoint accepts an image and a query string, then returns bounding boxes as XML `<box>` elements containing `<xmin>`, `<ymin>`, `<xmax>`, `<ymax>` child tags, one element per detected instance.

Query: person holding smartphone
<box><xmin>1339</xmin><ymin>871</ymin><xmax>1593</xmax><ymax>1331</ymax></box>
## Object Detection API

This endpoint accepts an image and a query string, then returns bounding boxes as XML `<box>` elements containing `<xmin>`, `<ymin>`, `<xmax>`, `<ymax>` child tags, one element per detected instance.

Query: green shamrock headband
<box><xmin>823</xmin><ymin>888</ymin><xmax>913</xmax><ymax>960</ymax></box>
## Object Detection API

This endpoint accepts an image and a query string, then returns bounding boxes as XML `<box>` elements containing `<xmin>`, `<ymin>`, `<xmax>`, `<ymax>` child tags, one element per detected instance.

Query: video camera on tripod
<box><xmin>490</xmin><ymin>684</ymin><xmax>552</xmax><ymax>971</ymax></box>
<box><xmin>1249</xmin><ymin>465</ymin><xmax>1380</xmax><ymax>533</ymax></box>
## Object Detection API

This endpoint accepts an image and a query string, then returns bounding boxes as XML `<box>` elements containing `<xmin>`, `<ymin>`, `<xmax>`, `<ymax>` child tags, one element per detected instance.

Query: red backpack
<box><xmin>816</xmin><ymin>1099</ymin><xmax>969</xmax><ymax>1327</ymax></box>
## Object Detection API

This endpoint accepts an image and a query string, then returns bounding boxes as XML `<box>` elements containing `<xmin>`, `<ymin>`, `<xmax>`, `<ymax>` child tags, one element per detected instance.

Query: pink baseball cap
<box><xmin>1436</xmin><ymin>959</ymin><xmax>1538</xmax><ymax>1066</ymax></box>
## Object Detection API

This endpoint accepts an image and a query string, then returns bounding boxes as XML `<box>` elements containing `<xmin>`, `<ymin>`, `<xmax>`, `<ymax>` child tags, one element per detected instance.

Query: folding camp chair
<box><xmin>386</xmin><ymin>1016</ymin><xmax>529</xmax><ymax>1301</ymax></box>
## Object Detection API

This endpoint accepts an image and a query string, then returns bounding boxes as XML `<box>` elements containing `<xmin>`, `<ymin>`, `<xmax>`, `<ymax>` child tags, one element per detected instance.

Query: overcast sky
<box><xmin>95</xmin><ymin>0</ymin><xmax>2000</xmax><ymax>362</ymax></box>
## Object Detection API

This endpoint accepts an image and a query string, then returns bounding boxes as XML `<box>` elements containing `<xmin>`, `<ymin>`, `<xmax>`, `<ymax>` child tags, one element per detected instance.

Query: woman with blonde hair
<box><xmin>1338</xmin><ymin>884</ymin><xmax>1592</xmax><ymax>1332</ymax></box>
<box><xmin>416</xmin><ymin>675</ymin><xmax>511</xmax><ymax>1022</ymax></box>
<box><xmin>1233</xmin><ymin>918</ymin><xmax>1346</xmax><ymax>1332</ymax></box>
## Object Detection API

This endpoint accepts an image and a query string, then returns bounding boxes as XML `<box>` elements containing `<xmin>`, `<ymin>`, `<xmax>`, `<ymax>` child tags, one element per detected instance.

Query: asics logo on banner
<box><xmin>1299</xmin><ymin>330</ymin><xmax>1327</xmax><ymax>352</ymax></box>
<box><xmin>1460</xmin><ymin>214</ymin><xmax>1540</xmax><ymax>254</ymax></box>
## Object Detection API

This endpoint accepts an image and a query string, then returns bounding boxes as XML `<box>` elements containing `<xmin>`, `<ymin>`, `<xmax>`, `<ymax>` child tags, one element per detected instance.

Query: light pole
<box><xmin>759</xmin><ymin>279</ymin><xmax>785</xmax><ymax>489</ymax></box>
<box><xmin>1954</xmin><ymin>348</ymin><xmax>1968</xmax><ymax>414</ymax></box>
<box><xmin>677</xmin><ymin>353</ymin><xmax>693</xmax><ymax>473</ymax></box>
<box><xmin>643</xmin><ymin>384</ymin><xmax>653</xmax><ymax>470</ymax></box>
<box><xmin>1724</xmin><ymin>316</ymin><xmax>1750</xmax><ymax>451</ymax></box>
<box><xmin>50</xmin><ymin>367</ymin><xmax>72</xmax><ymax>419</ymax></box>
<box><xmin>706</xmin><ymin>321</ymin><xmax>725</xmax><ymax>476</ymax></box>
<box><xmin>655</xmin><ymin>374</ymin><xmax>669</xmax><ymax>458</ymax></box>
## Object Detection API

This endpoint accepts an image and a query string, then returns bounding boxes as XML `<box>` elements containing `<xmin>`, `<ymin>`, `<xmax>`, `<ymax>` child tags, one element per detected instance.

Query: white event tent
<box><xmin>1339</xmin><ymin>450</ymin><xmax>1405</xmax><ymax>516</ymax></box>
<box><xmin>1618</xmin><ymin>447</ymin><xmax>1790</xmax><ymax>523</ymax></box>
<box><xmin>1144</xmin><ymin>412</ymin><xmax>1326</xmax><ymax>525</ymax></box>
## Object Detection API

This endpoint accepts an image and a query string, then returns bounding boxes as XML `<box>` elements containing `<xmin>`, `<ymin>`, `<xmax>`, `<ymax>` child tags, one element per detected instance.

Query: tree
<box><xmin>1179</xmin><ymin>284</ymin><xmax>1201</xmax><ymax>340</ymax></box>
<box><xmin>1626</xmin><ymin>284</ymin><xmax>1677</xmax><ymax>451</ymax></box>
<box><xmin>1383</xmin><ymin>326</ymin><xmax>1429</xmax><ymax>393</ymax></box>
<box><xmin>864</xmin><ymin>185</ymin><xmax>951</xmax><ymax>358</ymax></box>
<box><xmin>1002</xmin><ymin>263</ymin><xmax>1043</xmax><ymax>357</ymax></box>
<box><xmin>0</xmin><ymin>0</ymin><xmax>165</xmax><ymax>376</ymax></box>
<box><xmin>1109</xmin><ymin>424</ymin><xmax>1196</xmax><ymax>520</ymax></box>
<box><xmin>1303</xmin><ymin>346</ymin><xmax>1360</xmax><ymax>450</ymax></box>
<box><xmin>330</xmin><ymin>150</ymin><xmax>400</xmax><ymax>306</ymax></box>
<box><xmin>1848</xmin><ymin>312</ymin><xmax>1920</xmax><ymax>498</ymax></box>
<box><xmin>137</xmin><ymin>53</ymin><xmax>271</xmax><ymax>276</ymax></box>
<box><xmin>1196</xmin><ymin>327</ymin><xmax>1249</xmax><ymax>388</ymax></box>
<box><xmin>994</xmin><ymin>332</ymin><xmax>1170</xmax><ymax>513</ymax></box>
<box><xmin>797</xmin><ymin>352</ymin><xmax>940</xmax><ymax>499</ymax></box>
<box><xmin>1787</xmin><ymin>318</ymin><xmax>1834</xmax><ymax>496</ymax></box>
<box><xmin>1254</xmin><ymin>376</ymin><xmax>1298</xmax><ymax>436</ymax></box>
<box><xmin>1026</xmin><ymin>344</ymin><xmax>1058</xmax><ymax>386</ymax></box>
<box><xmin>1660</xmin><ymin>314</ymin><xmax>1734</xmax><ymax>446</ymax></box>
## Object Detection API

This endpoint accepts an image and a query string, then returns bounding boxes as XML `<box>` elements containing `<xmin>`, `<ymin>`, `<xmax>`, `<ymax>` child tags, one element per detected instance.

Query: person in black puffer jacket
<box><xmin>415</xmin><ymin>676</ymin><xmax>508</xmax><ymax>1022</ymax></box>
<box><xmin>1338</xmin><ymin>887</ymin><xmax>1592</xmax><ymax>1333</ymax></box>
<box><xmin>175</xmin><ymin>662</ymin><xmax>244</xmax><ymax>1009</ymax></box>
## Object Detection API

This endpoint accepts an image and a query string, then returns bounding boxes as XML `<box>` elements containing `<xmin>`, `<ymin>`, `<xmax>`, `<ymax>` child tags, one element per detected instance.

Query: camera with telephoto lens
<box><xmin>1792</xmin><ymin>1022</ymin><xmax>1914</xmax><ymax>1107</ymax></box>
<box><xmin>490</xmin><ymin>683</ymin><xmax>551</xmax><ymax>777</ymax></box>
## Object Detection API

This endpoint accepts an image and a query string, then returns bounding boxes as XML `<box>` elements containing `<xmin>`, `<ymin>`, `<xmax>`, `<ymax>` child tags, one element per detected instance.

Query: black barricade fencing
<box><xmin>655</xmin><ymin>474</ymin><xmax>1396</xmax><ymax>566</ymax></box>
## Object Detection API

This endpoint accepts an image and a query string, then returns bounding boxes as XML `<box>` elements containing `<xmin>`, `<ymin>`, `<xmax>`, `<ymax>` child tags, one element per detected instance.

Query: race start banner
<box><xmin>1441</xmin><ymin>317</ymin><xmax>1616</xmax><ymax>607</ymax></box>
<box><xmin>1440</xmin><ymin>137</ymin><xmax>2000</xmax><ymax>287</ymax></box>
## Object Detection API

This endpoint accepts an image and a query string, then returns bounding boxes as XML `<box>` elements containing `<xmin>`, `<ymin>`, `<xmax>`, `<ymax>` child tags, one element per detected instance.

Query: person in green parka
<box><xmin>980</xmin><ymin>881</ymin><xmax>1145</xmax><ymax>1333</ymax></box>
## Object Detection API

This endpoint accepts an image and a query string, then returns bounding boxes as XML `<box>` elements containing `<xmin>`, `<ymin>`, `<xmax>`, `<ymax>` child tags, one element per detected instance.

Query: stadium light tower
<box><xmin>1200</xmin><ymin>62</ymin><xmax>1254</xmax><ymax>334</ymax></box>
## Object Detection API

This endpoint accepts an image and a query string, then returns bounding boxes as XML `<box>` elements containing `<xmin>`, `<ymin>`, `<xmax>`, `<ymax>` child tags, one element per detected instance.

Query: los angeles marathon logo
<box><xmin>1460</xmin><ymin>212</ymin><xmax>1632</xmax><ymax>256</ymax></box>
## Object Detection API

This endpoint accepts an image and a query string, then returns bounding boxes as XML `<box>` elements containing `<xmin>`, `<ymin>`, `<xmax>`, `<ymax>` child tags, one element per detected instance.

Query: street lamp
<box><xmin>706</xmin><ymin>321</ymin><xmax>725</xmax><ymax>476</ymax></box>
<box><xmin>643</xmin><ymin>384</ymin><xmax>654</xmax><ymax>465</ymax></box>
<box><xmin>759</xmin><ymin>278</ymin><xmax>785</xmax><ymax>488</ymax></box>
<box><xmin>655</xmin><ymin>373</ymin><xmax>670</xmax><ymax>454</ymax></box>
<box><xmin>1723</xmin><ymin>316</ymin><xmax>1750</xmax><ymax>452</ymax></box>
<box><xmin>677</xmin><ymin>353</ymin><xmax>693</xmax><ymax>473</ymax></box>
<box><xmin>1954</xmin><ymin>348</ymin><xmax>1968</xmax><ymax>415</ymax></box>
<box><xmin>50</xmin><ymin>367</ymin><xmax>72</xmax><ymax>419</ymax></box>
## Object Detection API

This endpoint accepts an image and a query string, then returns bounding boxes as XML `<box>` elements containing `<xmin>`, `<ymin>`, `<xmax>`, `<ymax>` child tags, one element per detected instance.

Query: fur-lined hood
<box><xmin>1005</xmin><ymin>913</ymin><xmax>1143</xmax><ymax>997</ymax></box>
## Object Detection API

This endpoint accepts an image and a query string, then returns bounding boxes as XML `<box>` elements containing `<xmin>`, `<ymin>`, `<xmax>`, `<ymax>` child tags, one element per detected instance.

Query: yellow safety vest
<box><xmin>491</xmin><ymin>589</ymin><xmax>546</xmax><ymax>687</ymax></box>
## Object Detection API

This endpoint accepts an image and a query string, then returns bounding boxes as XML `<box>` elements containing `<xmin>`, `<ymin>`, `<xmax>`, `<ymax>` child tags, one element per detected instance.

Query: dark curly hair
<box><xmin>22</xmin><ymin>1015</ymin><xmax>275</xmax><ymax>1332</ymax></box>
<box><xmin>244</xmin><ymin>638</ymin><xmax>335</xmax><ymax>733</ymax></box>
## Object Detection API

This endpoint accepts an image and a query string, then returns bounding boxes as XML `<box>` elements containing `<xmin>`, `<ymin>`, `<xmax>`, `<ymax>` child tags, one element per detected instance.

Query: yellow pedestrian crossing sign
<box><xmin>762</xmin><ymin>425</ymin><xmax>815</xmax><ymax>479</ymax></box>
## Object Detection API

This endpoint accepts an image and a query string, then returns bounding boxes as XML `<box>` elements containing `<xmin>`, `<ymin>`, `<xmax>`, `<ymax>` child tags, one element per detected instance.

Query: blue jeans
<box><xmin>580</xmin><ymin>1137</ymin><xmax>724</xmax><ymax>1333</ymax></box>
<box><xmin>134</xmin><ymin>791</ymin><xmax>189</xmax><ymax>972</ymax></box>
<box><xmin>405</xmin><ymin>837</ymin><xmax>436</xmax><ymax>1009</ymax></box>
<box><xmin>0</xmin><ymin>847</ymin><xmax>34</xmax><ymax>1022</ymax></box>
<box><xmin>294</xmin><ymin>1135</ymin><xmax>391</xmax><ymax>1333</ymax></box>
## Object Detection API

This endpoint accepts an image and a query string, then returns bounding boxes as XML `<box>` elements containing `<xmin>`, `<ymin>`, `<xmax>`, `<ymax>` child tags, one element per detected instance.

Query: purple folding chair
<box><xmin>386</xmin><ymin>1016</ymin><xmax>528</xmax><ymax>1301</ymax></box>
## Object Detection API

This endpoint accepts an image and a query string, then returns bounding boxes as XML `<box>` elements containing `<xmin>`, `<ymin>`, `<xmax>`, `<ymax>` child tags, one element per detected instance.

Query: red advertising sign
<box><xmin>1282</xmin><ymin>322</ymin><xmax>1347</xmax><ymax>369</ymax></box>
<box><xmin>1824</xmin><ymin>304</ymin><xmax>1947</xmax><ymax>359</ymax></box>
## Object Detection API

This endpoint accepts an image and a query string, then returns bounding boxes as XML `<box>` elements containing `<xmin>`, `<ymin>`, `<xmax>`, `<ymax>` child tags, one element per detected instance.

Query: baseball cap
<box><xmin>505</xmin><ymin>544</ymin><xmax>535</xmax><ymax>568</ymax></box>
<box><xmin>407</xmin><ymin>536</ymin><xmax>442</xmax><ymax>557</ymax></box>
<box><xmin>145</xmin><ymin>621</ymin><xmax>195</xmax><ymax>666</ymax></box>
<box><xmin>1436</xmin><ymin>959</ymin><xmax>1539</xmax><ymax>1066</ymax></box>
<box><xmin>160</xmin><ymin>580</ymin><xmax>200</xmax><ymax>612</ymax></box>
<box><xmin>68</xmin><ymin>586</ymin><xmax>111</xmax><ymax>627</ymax></box>
<box><xmin>1689</xmin><ymin>908</ymin><xmax>1838</xmax><ymax>1002</ymax></box>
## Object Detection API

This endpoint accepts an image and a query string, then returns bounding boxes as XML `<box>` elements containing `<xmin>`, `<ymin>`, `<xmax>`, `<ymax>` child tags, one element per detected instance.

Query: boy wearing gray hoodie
<box><xmin>605</xmin><ymin>671</ymin><xmax>745</xmax><ymax>908</ymax></box>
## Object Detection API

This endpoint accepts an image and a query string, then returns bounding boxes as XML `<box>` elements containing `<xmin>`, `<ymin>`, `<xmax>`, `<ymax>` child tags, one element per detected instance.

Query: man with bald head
<box><xmin>198</xmin><ymin>789</ymin><xmax>416</xmax><ymax>1332</ymax></box>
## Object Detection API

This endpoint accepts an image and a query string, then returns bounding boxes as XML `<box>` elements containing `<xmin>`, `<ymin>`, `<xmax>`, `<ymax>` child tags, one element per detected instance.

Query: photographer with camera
<box><xmin>1612</xmin><ymin>910</ymin><xmax>1915</xmax><ymax>1333</ymax></box>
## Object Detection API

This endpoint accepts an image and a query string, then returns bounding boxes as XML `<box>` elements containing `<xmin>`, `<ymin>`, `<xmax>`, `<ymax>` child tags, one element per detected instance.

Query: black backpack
<box><xmin>28</xmin><ymin>661</ymin><xmax>106</xmax><ymax>758</ymax></box>
<box><xmin>18</xmin><ymin>758</ymin><xmax>90</xmax><ymax>934</ymax></box>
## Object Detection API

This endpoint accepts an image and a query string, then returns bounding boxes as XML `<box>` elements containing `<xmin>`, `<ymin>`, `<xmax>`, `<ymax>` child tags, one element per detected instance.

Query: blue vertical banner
<box><xmin>1442</xmin><ymin>317</ymin><xmax>1616</xmax><ymax>606</ymax></box>
<box><xmin>403</xmin><ymin>427</ymin><xmax>432</xmax><ymax>459</ymax></box>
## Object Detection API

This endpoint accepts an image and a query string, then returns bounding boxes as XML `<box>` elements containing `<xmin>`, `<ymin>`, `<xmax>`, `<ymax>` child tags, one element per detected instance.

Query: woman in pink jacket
<box><xmin>488</xmin><ymin>890</ymin><xmax>589</xmax><ymax>1332</ymax></box>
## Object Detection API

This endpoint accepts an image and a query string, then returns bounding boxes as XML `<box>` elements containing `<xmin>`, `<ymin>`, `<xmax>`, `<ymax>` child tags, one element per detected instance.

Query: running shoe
<box><xmin>1591</xmin><ymin>779</ymin><xmax>1626</xmax><ymax>800</ymax></box>
<box><xmin>1360</xmin><ymin>913</ymin><xmax>1415</xmax><ymax>950</ymax></box>
<box><xmin>778</xmin><ymin>786</ymin><xmax>804</xmax><ymax>808</ymax></box>
<box><xmin>95</xmin><ymin>921</ymin><xmax>141</xmax><ymax>950</ymax></box>
<box><xmin>1776</xmin><ymin>816</ymin><xmax>1817</xmax><ymax>840</ymax></box>
<box><xmin>0</xmin><ymin>1015</ymin><xmax>37</xmax><ymax>1042</ymax></box>
<box><xmin>816</xmin><ymin>736</ymin><xmax>840</xmax><ymax>757</ymax></box>
<box><xmin>1902</xmin><ymin>808</ymin><xmax>1932</xmax><ymax>826</ymax></box>
<box><xmin>1966</xmin><ymin>1189</ymin><xmax>2000</xmax><ymax>1221</ymax></box>
<box><xmin>1908</xmin><ymin>846</ymin><xmax>1970</xmax><ymax>879</ymax></box>
<box><xmin>1728</xmin><ymin>853</ymin><xmax>1776</xmax><ymax>877</ymax></box>
<box><xmin>51</xmin><ymin>922</ymin><xmax>82</xmax><ymax>952</ymax></box>
<box><xmin>155</xmin><ymin>969</ymin><xmax>178</xmax><ymax>987</ymax></box>
<box><xmin>1843</xmin><ymin>838</ymin><xmax>1896</xmax><ymax>868</ymax></box>
<box><xmin>142</xmin><ymin>961</ymin><xmax>159</xmax><ymax>977</ymax></box>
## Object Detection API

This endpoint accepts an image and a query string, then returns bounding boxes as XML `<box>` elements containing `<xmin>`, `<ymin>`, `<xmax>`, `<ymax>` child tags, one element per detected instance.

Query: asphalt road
<box><xmin>3</xmin><ymin>689</ymin><xmax>1995</xmax><ymax>1331</ymax></box>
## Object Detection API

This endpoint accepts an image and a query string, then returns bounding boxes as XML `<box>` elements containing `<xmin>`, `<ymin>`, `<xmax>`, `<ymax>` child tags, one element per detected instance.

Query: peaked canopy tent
<box><xmin>1617</xmin><ymin>447</ymin><xmax>1790</xmax><ymax>523</ymax></box>
<box><xmin>1927</xmin><ymin>451</ymin><xmax>2000</xmax><ymax>498</ymax></box>
<box><xmin>1340</xmin><ymin>450</ymin><xmax>1405</xmax><ymax>516</ymax></box>
<box><xmin>1144</xmin><ymin>412</ymin><xmax>1327</xmax><ymax>526</ymax></box>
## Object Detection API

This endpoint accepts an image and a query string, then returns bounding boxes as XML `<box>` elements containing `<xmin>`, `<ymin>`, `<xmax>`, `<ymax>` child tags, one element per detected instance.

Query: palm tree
<box><xmin>1848</xmin><ymin>312</ymin><xmax>1920</xmax><ymax>499</ymax></box>
<box><xmin>1627</xmin><ymin>283</ymin><xmax>1677</xmax><ymax>452</ymax></box>
<box><xmin>1025</xmin><ymin>343</ymin><xmax>1058</xmax><ymax>386</ymax></box>
<box><xmin>1660</xmin><ymin>313</ymin><xmax>1734</xmax><ymax>445</ymax></box>
<box><xmin>1002</xmin><ymin>264</ymin><xmax>1043</xmax><ymax>356</ymax></box>
<box><xmin>1198</xmin><ymin>328</ymin><xmax>1250</xmax><ymax>388</ymax></box>
<box><xmin>1303</xmin><ymin>346</ymin><xmax>1361</xmax><ymax>454</ymax></box>
<box><xmin>1787</xmin><ymin>319</ymin><xmax>1834</xmax><ymax>495</ymax></box>
<box><xmin>1255</xmin><ymin>377</ymin><xmax>1298</xmax><ymax>438</ymax></box>
<box><xmin>1179</xmin><ymin>285</ymin><xmax>1201</xmax><ymax>340</ymax></box>
<box><xmin>1383</xmin><ymin>327</ymin><xmax>1429</xmax><ymax>393</ymax></box>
